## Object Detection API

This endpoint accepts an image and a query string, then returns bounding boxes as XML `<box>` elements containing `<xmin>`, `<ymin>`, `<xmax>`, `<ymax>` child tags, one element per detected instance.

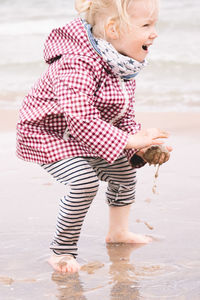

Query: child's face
<box><xmin>110</xmin><ymin>0</ymin><xmax>159</xmax><ymax>62</ymax></box>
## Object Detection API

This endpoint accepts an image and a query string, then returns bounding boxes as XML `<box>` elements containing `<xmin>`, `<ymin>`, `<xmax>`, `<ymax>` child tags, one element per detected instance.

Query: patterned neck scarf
<box><xmin>83</xmin><ymin>19</ymin><xmax>147</xmax><ymax>80</ymax></box>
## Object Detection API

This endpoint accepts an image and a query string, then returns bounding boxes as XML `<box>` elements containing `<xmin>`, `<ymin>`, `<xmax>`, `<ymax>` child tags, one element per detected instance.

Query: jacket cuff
<box><xmin>129</xmin><ymin>153</ymin><xmax>147</xmax><ymax>169</ymax></box>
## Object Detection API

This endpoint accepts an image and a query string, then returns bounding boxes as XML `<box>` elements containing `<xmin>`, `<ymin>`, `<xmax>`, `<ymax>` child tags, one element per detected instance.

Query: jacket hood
<box><xmin>44</xmin><ymin>18</ymin><xmax>95</xmax><ymax>64</ymax></box>
<box><xmin>43</xmin><ymin>17</ymin><xmax>144</xmax><ymax>80</ymax></box>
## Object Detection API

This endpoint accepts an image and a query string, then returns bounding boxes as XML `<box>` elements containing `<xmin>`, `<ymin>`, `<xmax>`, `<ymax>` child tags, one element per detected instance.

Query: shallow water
<box><xmin>1</xmin><ymin>233</ymin><xmax>200</xmax><ymax>299</ymax></box>
<box><xmin>1</xmin><ymin>132</ymin><xmax>200</xmax><ymax>299</ymax></box>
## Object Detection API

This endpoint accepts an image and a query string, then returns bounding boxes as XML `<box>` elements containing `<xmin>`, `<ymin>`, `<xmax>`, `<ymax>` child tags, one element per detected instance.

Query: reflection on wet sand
<box><xmin>51</xmin><ymin>243</ymin><xmax>147</xmax><ymax>300</ymax></box>
<box><xmin>0</xmin><ymin>276</ymin><xmax>37</xmax><ymax>286</ymax></box>
<box><xmin>107</xmin><ymin>243</ymin><xmax>142</xmax><ymax>299</ymax></box>
<box><xmin>81</xmin><ymin>261</ymin><xmax>104</xmax><ymax>274</ymax></box>
<box><xmin>46</xmin><ymin>243</ymin><xmax>200</xmax><ymax>300</ymax></box>
<box><xmin>51</xmin><ymin>272</ymin><xmax>87</xmax><ymax>300</ymax></box>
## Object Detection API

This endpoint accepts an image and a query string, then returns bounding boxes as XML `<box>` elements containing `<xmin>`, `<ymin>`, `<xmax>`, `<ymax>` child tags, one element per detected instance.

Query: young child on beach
<box><xmin>16</xmin><ymin>0</ymin><xmax>172</xmax><ymax>273</ymax></box>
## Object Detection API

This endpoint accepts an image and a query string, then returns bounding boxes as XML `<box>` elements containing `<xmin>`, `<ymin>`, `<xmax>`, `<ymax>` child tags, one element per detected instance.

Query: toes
<box><xmin>62</xmin><ymin>263</ymin><xmax>73</xmax><ymax>273</ymax></box>
<box><xmin>66</xmin><ymin>262</ymin><xmax>80</xmax><ymax>273</ymax></box>
<box><xmin>59</xmin><ymin>264</ymin><xmax>73</xmax><ymax>273</ymax></box>
<box><xmin>61</xmin><ymin>265</ymin><xmax>68</xmax><ymax>273</ymax></box>
<box><xmin>48</xmin><ymin>254</ymin><xmax>80</xmax><ymax>273</ymax></box>
<box><xmin>66</xmin><ymin>265</ymin><xmax>72</xmax><ymax>273</ymax></box>
<box><xmin>137</xmin><ymin>235</ymin><xmax>152</xmax><ymax>244</ymax></box>
<box><xmin>145</xmin><ymin>236</ymin><xmax>153</xmax><ymax>243</ymax></box>
<box><xmin>55</xmin><ymin>265</ymin><xmax>62</xmax><ymax>272</ymax></box>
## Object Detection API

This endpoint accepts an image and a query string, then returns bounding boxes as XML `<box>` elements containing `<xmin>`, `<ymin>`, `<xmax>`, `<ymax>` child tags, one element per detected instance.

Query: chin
<box><xmin>129</xmin><ymin>53</ymin><xmax>145</xmax><ymax>62</ymax></box>
<box><xmin>138</xmin><ymin>55</ymin><xmax>147</xmax><ymax>62</ymax></box>
<box><xmin>131</xmin><ymin>56</ymin><xmax>144</xmax><ymax>62</ymax></box>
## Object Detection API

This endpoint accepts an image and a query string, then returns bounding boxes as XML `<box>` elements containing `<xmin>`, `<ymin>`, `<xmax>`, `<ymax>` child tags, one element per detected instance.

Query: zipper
<box><xmin>63</xmin><ymin>78</ymin><xmax>129</xmax><ymax>140</ymax></box>
<box><xmin>110</xmin><ymin>78</ymin><xmax>129</xmax><ymax>124</ymax></box>
<box><xmin>63</xmin><ymin>127</ymin><xmax>70</xmax><ymax>141</ymax></box>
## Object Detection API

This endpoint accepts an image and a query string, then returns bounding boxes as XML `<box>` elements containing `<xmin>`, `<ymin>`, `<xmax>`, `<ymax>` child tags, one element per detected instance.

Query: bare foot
<box><xmin>48</xmin><ymin>254</ymin><xmax>81</xmax><ymax>273</ymax></box>
<box><xmin>106</xmin><ymin>231</ymin><xmax>152</xmax><ymax>244</ymax></box>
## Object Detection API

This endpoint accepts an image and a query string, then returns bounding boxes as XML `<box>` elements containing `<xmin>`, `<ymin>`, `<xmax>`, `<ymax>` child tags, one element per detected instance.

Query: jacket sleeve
<box><xmin>113</xmin><ymin>81</ymin><xmax>146</xmax><ymax>168</ymax></box>
<box><xmin>53</xmin><ymin>55</ymin><xmax>129</xmax><ymax>164</ymax></box>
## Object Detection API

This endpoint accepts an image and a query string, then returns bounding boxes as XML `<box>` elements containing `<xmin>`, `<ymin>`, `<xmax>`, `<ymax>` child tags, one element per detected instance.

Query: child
<box><xmin>16</xmin><ymin>0</ymin><xmax>172</xmax><ymax>273</ymax></box>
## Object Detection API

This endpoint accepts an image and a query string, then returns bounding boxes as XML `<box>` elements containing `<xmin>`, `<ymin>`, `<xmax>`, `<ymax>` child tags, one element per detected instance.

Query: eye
<box><xmin>143</xmin><ymin>24</ymin><xmax>150</xmax><ymax>27</ymax></box>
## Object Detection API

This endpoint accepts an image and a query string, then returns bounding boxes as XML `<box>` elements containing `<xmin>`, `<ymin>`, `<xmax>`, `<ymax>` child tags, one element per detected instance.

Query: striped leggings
<box><xmin>42</xmin><ymin>156</ymin><xmax>136</xmax><ymax>257</ymax></box>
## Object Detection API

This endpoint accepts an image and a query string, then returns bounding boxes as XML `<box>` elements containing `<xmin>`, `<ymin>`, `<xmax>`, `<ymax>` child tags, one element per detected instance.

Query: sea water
<box><xmin>0</xmin><ymin>0</ymin><xmax>199</xmax><ymax>111</ymax></box>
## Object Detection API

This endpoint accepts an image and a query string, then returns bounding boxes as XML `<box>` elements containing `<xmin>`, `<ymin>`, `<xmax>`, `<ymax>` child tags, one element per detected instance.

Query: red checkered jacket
<box><xmin>16</xmin><ymin>18</ymin><xmax>141</xmax><ymax>165</ymax></box>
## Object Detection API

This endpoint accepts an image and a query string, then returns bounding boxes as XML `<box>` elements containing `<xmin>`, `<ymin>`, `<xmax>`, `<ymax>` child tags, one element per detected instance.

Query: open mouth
<box><xmin>142</xmin><ymin>45</ymin><xmax>148</xmax><ymax>51</ymax></box>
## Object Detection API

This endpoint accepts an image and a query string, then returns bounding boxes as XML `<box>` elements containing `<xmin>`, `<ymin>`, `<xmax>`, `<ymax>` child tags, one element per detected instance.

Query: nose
<box><xmin>150</xmin><ymin>27</ymin><xmax>158</xmax><ymax>40</ymax></box>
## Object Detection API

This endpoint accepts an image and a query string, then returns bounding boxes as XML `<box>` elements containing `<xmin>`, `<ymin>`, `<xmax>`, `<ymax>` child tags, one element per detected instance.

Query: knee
<box><xmin>108</xmin><ymin>181</ymin><xmax>136</xmax><ymax>193</ymax></box>
<box><xmin>70</xmin><ymin>177</ymin><xmax>100</xmax><ymax>199</ymax></box>
<box><xmin>106</xmin><ymin>182</ymin><xmax>136</xmax><ymax>206</ymax></box>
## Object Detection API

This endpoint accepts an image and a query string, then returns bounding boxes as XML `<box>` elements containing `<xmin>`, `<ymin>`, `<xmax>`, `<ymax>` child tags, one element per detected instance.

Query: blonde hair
<box><xmin>75</xmin><ymin>0</ymin><xmax>133</xmax><ymax>38</ymax></box>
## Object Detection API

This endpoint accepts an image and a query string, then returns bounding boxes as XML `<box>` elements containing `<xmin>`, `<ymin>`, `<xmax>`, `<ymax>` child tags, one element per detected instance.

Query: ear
<box><xmin>105</xmin><ymin>20</ymin><xmax>119</xmax><ymax>40</ymax></box>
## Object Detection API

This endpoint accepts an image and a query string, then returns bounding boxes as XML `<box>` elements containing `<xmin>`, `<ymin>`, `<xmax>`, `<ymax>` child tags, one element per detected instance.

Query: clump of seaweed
<box><xmin>143</xmin><ymin>145</ymin><xmax>169</xmax><ymax>166</ymax></box>
<box><xmin>143</xmin><ymin>145</ymin><xmax>170</xmax><ymax>194</ymax></box>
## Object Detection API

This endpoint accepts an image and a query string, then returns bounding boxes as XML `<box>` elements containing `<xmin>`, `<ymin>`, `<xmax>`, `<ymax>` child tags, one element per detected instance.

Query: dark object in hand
<box><xmin>143</xmin><ymin>145</ymin><xmax>170</xmax><ymax>165</ymax></box>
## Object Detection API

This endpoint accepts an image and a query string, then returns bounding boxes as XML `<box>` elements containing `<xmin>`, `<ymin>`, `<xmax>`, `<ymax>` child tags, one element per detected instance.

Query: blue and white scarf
<box><xmin>83</xmin><ymin>19</ymin><xmax>147</xmax><ymax>80</ymax></box>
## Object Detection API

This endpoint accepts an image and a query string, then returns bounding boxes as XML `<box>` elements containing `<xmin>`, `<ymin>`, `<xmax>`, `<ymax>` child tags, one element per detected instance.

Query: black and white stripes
<box><xmin>42</xmin><ymin>156</ymin><xmax>136</xmax><ymax>257</ymax></box>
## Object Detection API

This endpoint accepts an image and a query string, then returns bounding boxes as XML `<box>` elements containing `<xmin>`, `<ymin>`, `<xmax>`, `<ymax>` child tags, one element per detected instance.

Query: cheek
<box><xmin>129</xmin><ymin>34</ymin><xmax>144</xmax><ymax>48</ymax></box>
<box><xmin>126</xmin><ymin>41</ymin><xmax>141</xmax><ymax>55</ymax></box>
<box><xmin>131</xmin><ymin>40</ymin><xmax>143</xmax><ymax>50</ymax></box>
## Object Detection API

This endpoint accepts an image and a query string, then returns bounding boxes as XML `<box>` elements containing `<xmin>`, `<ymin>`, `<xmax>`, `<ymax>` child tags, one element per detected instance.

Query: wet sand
<box><xmin>1</xmin><ymin>109</ymin><xmax>200</xmax><ymax>300</ymax></box>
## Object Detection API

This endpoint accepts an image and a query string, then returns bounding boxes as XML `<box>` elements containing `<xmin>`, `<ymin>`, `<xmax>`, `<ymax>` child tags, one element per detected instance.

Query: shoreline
<box><xmin>1</xmin><ymin>108</ymin><xmax>200</xmax><ymax>299</ymax></box>
<box><xmin>1</xmin><ymin>108</ymin><xmax>200</xmax><ymax>133</ymax></box>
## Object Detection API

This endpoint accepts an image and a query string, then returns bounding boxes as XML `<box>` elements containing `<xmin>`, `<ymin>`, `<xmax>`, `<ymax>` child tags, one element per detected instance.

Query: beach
<box><xmin>1</xmin><ymin>109</ymin><xmax>200</xmax><ymax>300</ymax></box>
<box><xmin>1</xmin><ymin>0</ymin><xmax>200</xmax><ymax>298</ymax></box>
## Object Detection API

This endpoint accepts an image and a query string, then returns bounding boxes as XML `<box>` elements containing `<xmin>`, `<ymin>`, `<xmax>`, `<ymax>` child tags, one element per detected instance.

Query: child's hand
<box><xmin>126</xmin><ymin>128</ymin><xmax>169</xmax><ymax>150</ymax></box>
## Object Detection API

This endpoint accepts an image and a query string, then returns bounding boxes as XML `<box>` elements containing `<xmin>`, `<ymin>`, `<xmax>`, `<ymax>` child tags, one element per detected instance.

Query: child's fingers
<box><xmin>151</xmin><ymin>139</ymin><xmax>165</xmax><ymax>145</ymax></box>
<box><xmin>147</xmin><ymin>128</ymin><xmax>169</xmax><ymax>139</ymax></box>
<box><xmin>156</xmin><ymin>130</ymin><xmax>169</xmax><ymax>139</ymax></box>
<box><xmin>153</xmin><ymin>153</ymin><xmax>160</xmax><ymax>165</ymax></box>
<box><xmin>166</xmin><ymin>145</ymin><xmax>173</xmax><ymax>152</ymax></box>
<box><xmin>164</xmin><ymin>152</ymin><xmax>170</xmax><ymax>163</ymax></box>
<box><xmin>158</xmin><ymin>153</ymin><xmax>166</xmax><ymax>165</ymax></box>
<box><xmin>158</xmin><ymin>151</ymin><xmax>170</xmax><ymax>165</ymax></box>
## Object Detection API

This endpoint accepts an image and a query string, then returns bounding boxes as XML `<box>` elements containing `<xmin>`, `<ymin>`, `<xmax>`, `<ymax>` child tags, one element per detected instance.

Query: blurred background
<box><xmin>1</xmin><ymin>2</ymin><xmax>200</xmax><ymax>299</ymax></box>
<box><xmin>0</xmin><ymin>0</ymin><xmax>199</xmax><ymax>112</ymax></box>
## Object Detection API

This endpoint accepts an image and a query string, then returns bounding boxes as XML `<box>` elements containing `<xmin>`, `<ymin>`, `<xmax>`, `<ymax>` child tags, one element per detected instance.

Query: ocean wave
<box><xmin>0</xmin><ymin>0</ymin><xmax>199</xmax><ymax>112</ymax></box>
<box><xmin>135</xmin><ymin>95</ymin><xmax>200</xmax><ymax>112</ymax></box>
<box><xmin>0</xmin><ymin>50</ymin><xmax>199</xmax><ymax>67</ymax></box>
<box><xmin>1</xmin><ymin>16</ymin><xmax>199</xmax><ymax>36</ymax></box>
<box><xmin>0</xmin><ymin>0</ymin><xmax>75</xmax><ymax>22</ymax></box>
<box><xmin>0</xmin><ymin>89</ymin><xmax>199</xmax><ymax>112</ymax></box>
<box><xmin>0</xmin><ymin>58</ymin><xmax>199</xmax><ymax>68</ymax></box>
<box><xmin>0</xmin><ymin>18</ymin><xmax>72</xmax><ymax>36</ymax></box>
<box><xmin>0</xmin><ymin>54</ymin><xmax>198</xmax><ymax>68</ymax></box>
<box><xmin>0</xmin><ymin>58</ymin><xmax>44</xmax><ymax>67</ymax></box>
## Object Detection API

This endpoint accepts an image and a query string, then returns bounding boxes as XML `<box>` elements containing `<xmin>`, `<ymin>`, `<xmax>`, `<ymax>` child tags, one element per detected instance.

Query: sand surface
<box><xmin>1</xmin><ymin>110</ymin><xmax>200</xmax><ymax>300</ymax></box>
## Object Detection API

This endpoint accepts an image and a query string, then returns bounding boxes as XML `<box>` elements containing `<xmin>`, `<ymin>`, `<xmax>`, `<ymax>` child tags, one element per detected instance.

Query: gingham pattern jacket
<box><xmin>16</xmin><ymin>18</ymin><xmax>141</xmax><ymax>165</ymax></box>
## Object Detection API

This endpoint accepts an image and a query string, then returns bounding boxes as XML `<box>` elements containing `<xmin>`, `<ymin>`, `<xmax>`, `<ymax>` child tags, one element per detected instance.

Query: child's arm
<box><xmin>112</xmin><ymin>83</ymin><xmax>169</xmax><ymax>165</ymax></box>
<box><xmin>53</xmin><ymin>56</ymin><xmax>168</xmax><ymax>165</ymax></box>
